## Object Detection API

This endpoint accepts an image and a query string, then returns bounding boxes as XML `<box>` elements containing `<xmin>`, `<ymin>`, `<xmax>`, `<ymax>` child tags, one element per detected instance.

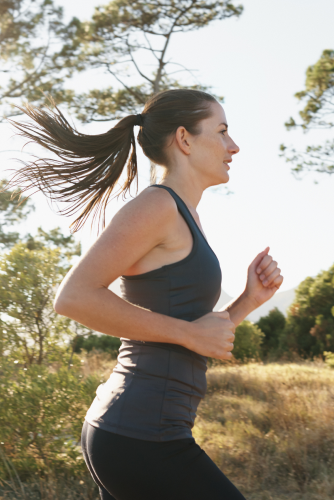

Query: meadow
<box><xmin>1</xmin><ymin>353</ymin><xmax>333</xmax><ymax>500</ymax></box>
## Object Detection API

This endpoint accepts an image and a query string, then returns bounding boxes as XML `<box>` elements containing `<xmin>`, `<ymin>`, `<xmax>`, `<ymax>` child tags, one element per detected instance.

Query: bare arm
<box><xmin>54</xmin><ymin>187</ymin><xmax>236</xmax><ymax>360</ymax></box>
<box><xmin>54</xmin><ymin>187</ymin><xmax>194</xmax><ymax>346</ymax></box>
<box><xmin>219</xmin><ymin>291</ymin><xmax>257</xmax><ymax>327</ymax></box>
<box><xmin>219</xmin><ymin>247</ymin><xmax>284</xmax><ymax>326</ymax></box>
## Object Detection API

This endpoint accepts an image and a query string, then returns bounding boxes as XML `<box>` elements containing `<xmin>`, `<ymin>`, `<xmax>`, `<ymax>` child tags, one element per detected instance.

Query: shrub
<box><xmin>0</xmin><ymin>357</ymin><xmax>100</xmax><ymax>481</ymax></box>
<box><xmin>255</xmin><ymin>307</ymin><xmax>286</xmax><ymax>359</ymax></box>
<box><xmin>281</xmin><ymin>265</ymin><xmax>334</xmax><ymax>358</ymax></box>
<box><xmin>232</xmin><ymin>320</ymin><xmax>264</xmax><ymax>362</ymax></box>
<box><xmin>324</xmin><ymin>351</ymin><xmax>334</xmax><ymax>368</ymax></box>
<box><xmin>73</xmin><ymin>334</ymin><xmax>121</xmax><ymax>358</ymax></box>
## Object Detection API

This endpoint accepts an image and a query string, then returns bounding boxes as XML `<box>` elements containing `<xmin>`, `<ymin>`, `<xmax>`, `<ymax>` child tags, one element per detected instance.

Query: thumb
<box><xmin>249</xmin><ymin>246</ymin><xmax>270</xmax><ymax>270</ymax></box>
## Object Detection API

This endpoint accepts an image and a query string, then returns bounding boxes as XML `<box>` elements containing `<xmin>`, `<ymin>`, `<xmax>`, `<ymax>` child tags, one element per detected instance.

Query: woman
<box><xmin>6</xmin><ymin>89</ymin><xmax>283</xmax><ymax>499</ymax></box>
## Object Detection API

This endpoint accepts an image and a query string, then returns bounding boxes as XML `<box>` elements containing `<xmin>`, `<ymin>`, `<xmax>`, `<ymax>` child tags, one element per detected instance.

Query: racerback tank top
<box><xmin>85</xmin><ymin>184</ymin><xmax>222</xmax><ymax>441</ymax></box>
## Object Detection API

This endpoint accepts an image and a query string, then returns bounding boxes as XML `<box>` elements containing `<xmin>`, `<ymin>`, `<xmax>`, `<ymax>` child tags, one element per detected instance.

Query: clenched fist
<box><xmin>187</xmin><ymin>311</ymin><xmax>235</xmax><ymax>360</ymax></box>
<box><xmin>245</xmin><ymin>247</ymin><xmax>284</xmax><ymax>308</ymax></box>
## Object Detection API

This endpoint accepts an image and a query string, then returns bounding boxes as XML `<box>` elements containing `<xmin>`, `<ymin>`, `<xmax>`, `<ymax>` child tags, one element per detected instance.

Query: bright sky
<box><xmin>1</xmin><ymin>0</ymin><xmax>334</xmax><ymax>298</ymax></box>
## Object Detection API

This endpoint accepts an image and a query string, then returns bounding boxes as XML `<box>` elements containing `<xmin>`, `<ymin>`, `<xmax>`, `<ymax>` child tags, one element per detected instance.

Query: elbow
<box><xmin>53</xmin><ymin>288</ymin><xmax>76</xmax><ymax>316</ymax></box>
<box><xmin>53</xmin><ymin>295</ymin><xmax>70</xmax><ymax>316</ymax></box>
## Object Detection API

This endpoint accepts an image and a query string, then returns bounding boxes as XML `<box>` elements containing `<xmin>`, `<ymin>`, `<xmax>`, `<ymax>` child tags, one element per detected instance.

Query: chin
<box><xmin>219</xmin><ymin>173</ymin><xmax>229</xmax><ymax>184</ymax></box>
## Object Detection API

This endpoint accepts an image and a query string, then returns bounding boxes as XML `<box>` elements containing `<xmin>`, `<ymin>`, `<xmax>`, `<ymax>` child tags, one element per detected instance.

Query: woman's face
<box><xmin>188</xmin><ymin>101</ymin><xmax>240</xmax><ymax>187</ymax></box>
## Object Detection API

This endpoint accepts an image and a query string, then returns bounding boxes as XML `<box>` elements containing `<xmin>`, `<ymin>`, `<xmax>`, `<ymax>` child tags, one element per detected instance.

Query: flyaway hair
<box><xmin>6</xmin><ymin>99</ymin><xmax>139</xmax><ymax>232</ymax></box>
<box><xmin>4</xmin><ymin>90</ymin><xmax>217</xmax><ymax>232</ymax></box>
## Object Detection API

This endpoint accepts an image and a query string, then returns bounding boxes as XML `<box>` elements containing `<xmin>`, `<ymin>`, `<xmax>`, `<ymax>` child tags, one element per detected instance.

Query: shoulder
<box><xmin>114</xmin><ymin>185</ymin><xmax>178</xmax><ymax>228</ymax></box>
<box><xmin>108</xmin><ymin>185</ymin><xmax>178</xmax><ymax>243</ymax></box>
<box><xmin>132</xmin><ymin>185</ymin><xmax>177</xmax><ymax>212</ymax></box>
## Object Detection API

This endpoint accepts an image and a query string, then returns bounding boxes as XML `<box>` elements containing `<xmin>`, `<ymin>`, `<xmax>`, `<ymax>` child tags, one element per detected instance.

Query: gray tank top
<box><xmin>85</xmin><ymin>184</ymin><xmax>222</xmax><ymax>441</ymax></box>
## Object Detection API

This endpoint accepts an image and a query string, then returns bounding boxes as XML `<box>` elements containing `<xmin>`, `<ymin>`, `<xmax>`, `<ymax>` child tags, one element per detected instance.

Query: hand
<box><xmin>187</xmin><ymin>311</ymin><xmax>235</xmax><ymax>360</ymax></box>
<box><xmin>245</xmin><ymin>247</ymin><xmax>284</xmax><ymax>308</ymax></box>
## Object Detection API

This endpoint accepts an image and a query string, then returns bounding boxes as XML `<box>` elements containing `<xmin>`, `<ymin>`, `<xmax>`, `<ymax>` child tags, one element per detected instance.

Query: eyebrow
<box><xmin>219</xmin><ymin>122</ymin><xmax>228</xmax><ymax>128</ymax></box>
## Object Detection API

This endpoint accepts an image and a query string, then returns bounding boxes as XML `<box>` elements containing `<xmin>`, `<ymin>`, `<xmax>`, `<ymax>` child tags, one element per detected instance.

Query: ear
<box><xmin>175</xmin><ymin>126</ymin><xmax>191</xmax><ymax>156</ymax></box>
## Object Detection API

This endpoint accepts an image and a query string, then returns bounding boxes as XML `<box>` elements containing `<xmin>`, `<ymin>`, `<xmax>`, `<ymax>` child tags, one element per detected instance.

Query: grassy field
<box><xmin>1</xmin><ymin>357</ymin><xmax>333</xmax><ymax>499</ymax></box>
<box><xmin>194</xmin><ymin>362</ymin><xmax>334</xmax><ymax>500</ymax></box>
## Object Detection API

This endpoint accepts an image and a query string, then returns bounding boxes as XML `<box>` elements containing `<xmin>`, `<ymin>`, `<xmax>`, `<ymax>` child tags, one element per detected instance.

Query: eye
<box><xmin>220</xmin><ymin>129</ymin><xmax>227</xmax><ymax>136</ymax></box>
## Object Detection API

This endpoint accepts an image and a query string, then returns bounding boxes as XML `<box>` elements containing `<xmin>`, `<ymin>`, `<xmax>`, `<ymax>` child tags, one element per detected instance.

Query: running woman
<box><xmin>5</xmin><ymin>89</ymin><xmax>283</xmax><ymax>499</ymax></box>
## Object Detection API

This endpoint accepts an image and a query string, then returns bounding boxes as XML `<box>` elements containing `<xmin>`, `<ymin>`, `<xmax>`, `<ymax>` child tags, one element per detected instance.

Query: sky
<box><xmin>1</xmin><ymin>0</ymin><xmax>334</xmax><ymax>299</ymax></box>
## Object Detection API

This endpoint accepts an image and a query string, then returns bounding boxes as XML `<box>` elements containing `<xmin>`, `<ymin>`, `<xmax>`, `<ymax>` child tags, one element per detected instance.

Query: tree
<box><xmin>1</xmin><ymin>0</ymin><xmax>243</xmax><ymax>183</ymax></box>
<box><xmin>0</xmin><ymin>0</ymin><xmax>77</xmax><ymax>121</ymax></box>
<box><xmin>59</xmin><ymin>0</ymin><xmax>242</xmax><ymax>123</ymax></box>
<box><xmin>1</xmin><ymin>0</ymin><xmax>243</xmax><ymax>122</ymax></box>
<box><xmin>232</xmin><ymin>320</ymin><xmax>264</xmax><ymax>362</ymax></box>
<box><xmin>0</xmin><ymin>179</ymin><xmax>34</xmax><ymax>248</ymax></box>
<box><xmin>280</xmin><ymin>49</ymin><xmax>334</xmax><ymax>177</ymax></box>
<box><xmin>255</xmin><ymin>307</ymin><xmax>286</xmax><ymax>358</ymax></box>
<box><xmin>281</xmin><ymin>264</ymin><xmax>334</xmax><ymax>357</ymax></box>
<box><xmin>73</xmin><ymin>333</ymin><xmax>121</xmax><ymax>358</ymax></box>
<box><xmin>0</xmin><ymin>227</ymin><xmax>88</xmax><ymax>366</ymax></box>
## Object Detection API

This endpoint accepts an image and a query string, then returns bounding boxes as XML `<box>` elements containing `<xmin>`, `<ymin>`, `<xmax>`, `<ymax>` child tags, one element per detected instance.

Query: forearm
<box><xmin>54</xmin><ymin>286</ymin><xmax>193</xmax><ymax>347</ymax></box>
<box><xmin>219</xmin><ymin>291</ymin><xmax>257</xmax><ymax>327</ymax></box>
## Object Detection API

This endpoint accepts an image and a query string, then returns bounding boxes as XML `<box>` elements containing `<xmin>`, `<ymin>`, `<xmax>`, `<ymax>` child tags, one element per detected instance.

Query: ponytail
<box><xmin>6</xmin><ymin>99</ymin><xmax>141</xmax><ymax>232</ymax></box>
<box><xmin>4</xmin><ymin>89</ymin><xmax>217</xmax><ymax>232</ymax></box>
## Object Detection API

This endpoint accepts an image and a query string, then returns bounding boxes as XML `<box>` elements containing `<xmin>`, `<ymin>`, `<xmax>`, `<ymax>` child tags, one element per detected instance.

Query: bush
<box><xmin>232</xmin><ymin>320</ymin><xmax>264</xmax><ymax>362</ymax></box>
<box><xmin>0</xmin><ymin>357</ymin><xmax>100</xmax><ymax>481</ymax></box>
<box><xmin>324</xmin><ymin>351</ymin><xmax>334</xmax><ymax>368</ymax></box>
<box><xmin>255</xmin><ymin>307</ymin><xmax>286</xmax><ymax>359</ymax></box>
<box><xmin>281</xmin><ymin>265</ymin><xmax>334</xmax><ymax>358</ymax></box>
<box><xmin>73</xmin><ymin>334</ymin><xmax>121</xmax><ymax>358</ymax></box>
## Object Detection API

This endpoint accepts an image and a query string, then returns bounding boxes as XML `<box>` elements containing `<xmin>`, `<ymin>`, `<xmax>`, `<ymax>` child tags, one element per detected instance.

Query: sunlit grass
<box><xmin>193</xmin><ymin>362</ymin><xmax>334</xmax><ymax>499</ymax></box>
<box><xmin>1</xmin><ymin>357</ymin><xmax>333</xmax><ymax>499</ymax></box>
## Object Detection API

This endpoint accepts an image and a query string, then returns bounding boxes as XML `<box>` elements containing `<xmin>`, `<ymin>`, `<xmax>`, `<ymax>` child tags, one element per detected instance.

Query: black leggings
<box><xmin>81</xmin><ymin>420</ymin><xmax>247</xmax><ymax>500</ymax></box>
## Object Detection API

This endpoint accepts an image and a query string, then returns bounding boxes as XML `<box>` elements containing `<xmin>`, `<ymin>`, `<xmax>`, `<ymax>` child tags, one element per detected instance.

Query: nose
<box><xmin>228</xmin><ymin>136</ymin><xmax>240</xmax><ymax>156</ymax></box>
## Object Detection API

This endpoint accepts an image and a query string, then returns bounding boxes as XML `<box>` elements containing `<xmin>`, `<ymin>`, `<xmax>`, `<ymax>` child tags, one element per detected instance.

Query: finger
<box><xmin>262</xmin><ymin>267</ymin><xmax>280</xmax><ymax>286</ymax></box>
<box><xmin>259</xmin><ymin>261</ymin><xmax>278</xmax><ymax>281</ymax></box>
<box><xmin>216</xmin><ymin>311</ymin><xmax>230</xmax><ymax>320</ymax></box>
<box><xmin>268</xmin><ymin>274</ymin><xmax>284</xmax><ymax>289</ymax></box>
<box><xmin>225</xmin><ymin>342</ymin><xmax>234</xmax><ymax>352</ymax></box>
<box><xmin>250</xmin><ymin>247</ymin><xmax>270</xmax><ymax>271</ymax></box>
<box><xmin>228</xmin><ymin>320</ymin><xmax>236</xmax><ymax>334</ymax></box>
<box><xmin>228</xmin><ymin>333</ymin><xmax>235</xmax><ymax>343</ymax></box>
<box><xmin>256</xmin><ymin>254</ymin><xmax>273</xmax><ymax>274</ymax></box>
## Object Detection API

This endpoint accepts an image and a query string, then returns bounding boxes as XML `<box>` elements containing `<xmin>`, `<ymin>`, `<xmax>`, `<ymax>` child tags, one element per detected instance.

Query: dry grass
<box><xmin>79</xmin><ymin>349</ymin><xmax>117</xmax><ymax>379</ymax></box>
<box><xmin>2</xmin><ymin>359</ymin><xmax>333</xmax><ymax>499</ymax></box>
<box><xmin>193</xmin><ymin>362</ymin><xmax>334</xmax><ymax>500</ymax></box>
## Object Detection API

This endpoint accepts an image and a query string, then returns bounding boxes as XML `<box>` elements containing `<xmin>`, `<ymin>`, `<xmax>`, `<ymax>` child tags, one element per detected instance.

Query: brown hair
<box><xmin>5</xmin><ymin>89</ymin><xmax>217</xmax><ymax>232</ymax></box>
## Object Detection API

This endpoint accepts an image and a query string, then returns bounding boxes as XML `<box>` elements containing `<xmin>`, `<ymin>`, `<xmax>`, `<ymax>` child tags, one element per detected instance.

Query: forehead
<box><xmin>202</xmin><ymin>101</ymin><xmax>227</xmax><ymax>128</ymax></box>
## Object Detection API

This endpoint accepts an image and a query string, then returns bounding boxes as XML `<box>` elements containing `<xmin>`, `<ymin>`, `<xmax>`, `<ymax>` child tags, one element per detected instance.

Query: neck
<box><xmin>157</xmin><ymin>173</ymin><xmax>205</xmax><ymax>212</ymax></box>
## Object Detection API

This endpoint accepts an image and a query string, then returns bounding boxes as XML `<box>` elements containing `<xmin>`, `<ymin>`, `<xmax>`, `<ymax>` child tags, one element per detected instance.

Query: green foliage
<box><xmin>58</xmin><ymin>0</ymin><xmax>241</xmax><ymax>121</ymax></box>
<box><xmin>281</xmin><ymin>49</ymin><xmax>334</xmax><ymax>177</ymax></box>
<box><xmin>232</xmin><ymin>320</ymin><xmax>264</xmax><ymax>362</ymax></box>
<box><xmin>0</xmin><ymin>179</ymin><xmax>34</xmax><ymax>248</ymax></box>
<box><xmin>0</xmin><ymin>0</ymin><xmax>75</xmax><ymax>121</ymax></box>
<box><xmin>0</xmin><ymin>358</ymin><xmax>100</xmax><ymax>481</ymax></box>
<box><xmin>324</xmin><ymin>351</ymin><xmax>334</xmax><ymax>368</ymax></box>
<box><xmin>0</xmin><ymin>0</ymin><xmax>243</xmax><ymax>123</ymax></box>
<box><xmin>287</xmin><ymin>49</ymin><xmax>334</xmax><ymax>131</ymax></box>
<box><xmin>73</xmin><ymin>334</ymin><xmax>121</xmax><ymax>358</ymax></box>
<box><xmin>281</xmin><ymin>264</ymin><xmax>334</xmax><ymax>357</ymax></box>
<box><xmin>279</xmin><ymin>140</ymin><xmax>334</xmax><ymax>177</ymax></box>
<box><xmin>0</xmin><ymin>228</ymin><xmax>88</xmax><ymax>366</ymax></box>
<box><xmin>255</xmin><ymin>307</ymin><xmax>286</xmax><ymax>358</ymax></box>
